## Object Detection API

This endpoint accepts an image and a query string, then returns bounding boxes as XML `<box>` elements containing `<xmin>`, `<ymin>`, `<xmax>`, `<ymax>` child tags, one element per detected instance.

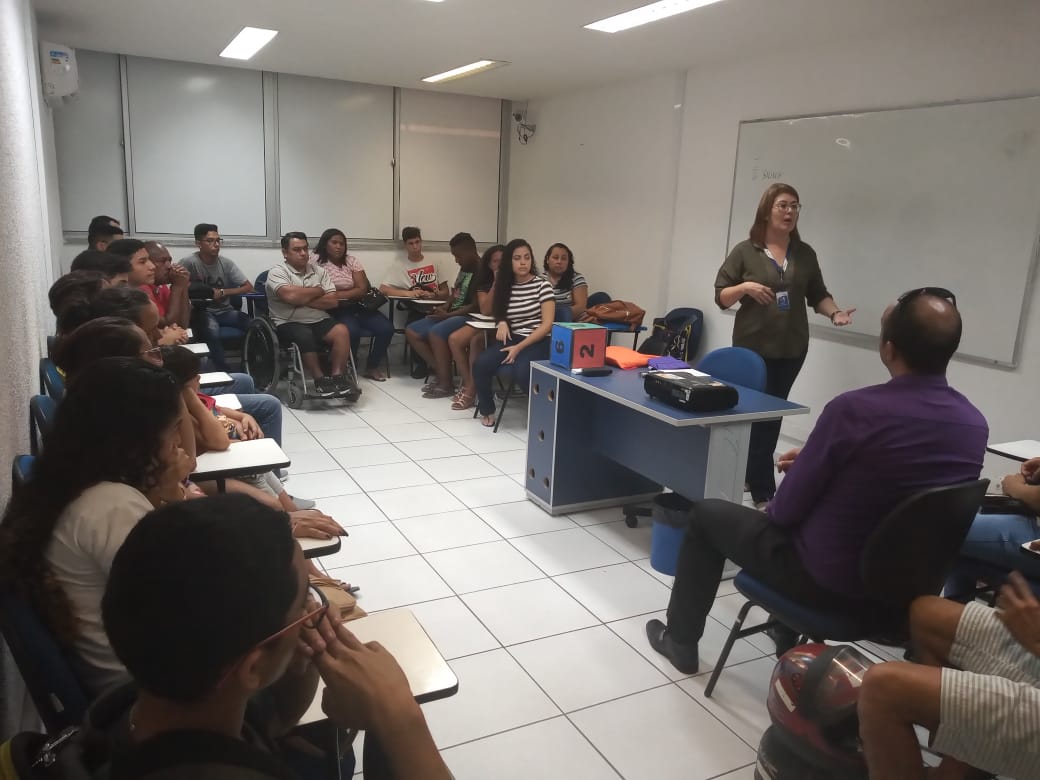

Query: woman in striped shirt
<box><xmin>542</xmin><ymin>242</ymin><xmax>588</xmax><ymax>321</ymax></box>
<box><xmin>473</xmin><ymin>239</ymin><xmax>555</xmax><ymax>427</ymax></box>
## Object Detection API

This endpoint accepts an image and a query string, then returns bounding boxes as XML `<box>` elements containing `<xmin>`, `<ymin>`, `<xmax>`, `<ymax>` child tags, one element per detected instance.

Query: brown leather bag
<box><xmin>579</xmin><ymin>300</ymin><xmax>646</xmax><ymax>327</ymax></box>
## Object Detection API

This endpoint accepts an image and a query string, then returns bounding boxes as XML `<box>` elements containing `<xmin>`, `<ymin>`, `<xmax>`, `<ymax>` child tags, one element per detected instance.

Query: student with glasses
<box><xmin>647</xmin><ymin>289</ymin><xmax>987</xmax><ymax>674</ymax></box>
<box><xmin>93</xmin><ymin>495</ymin><xmax>450</xmax><ymax>779</ymax></box>
<box><xmin>714</xmin><ymin>182</ymin><xmax>856</xmax><ymax>509</ymax></box>
<box><xmin>179</xmin><ymin>222</ymin><xmax>254</xmax><ymax>370</ymax></box>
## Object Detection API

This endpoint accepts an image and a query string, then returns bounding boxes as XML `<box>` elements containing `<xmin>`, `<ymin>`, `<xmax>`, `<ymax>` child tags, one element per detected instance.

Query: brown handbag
<box><xmin>578</xmin><ymin>300</ymin><xmax>647</xmax><ymax>327</ymax></box>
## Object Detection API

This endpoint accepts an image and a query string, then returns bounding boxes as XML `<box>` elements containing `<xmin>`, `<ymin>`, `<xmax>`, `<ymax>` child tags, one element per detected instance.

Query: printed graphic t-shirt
<box><xmin>381</xmin><ymin>256</ymin><xmax>441</xmax><ymax>293</ymax></box>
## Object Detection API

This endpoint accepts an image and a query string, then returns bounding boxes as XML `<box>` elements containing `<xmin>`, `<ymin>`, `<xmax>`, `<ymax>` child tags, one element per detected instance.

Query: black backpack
<box><xmin>638</xmin><ymin>307</ymin><xmax>703</xmax><ymax>362</ymax></box>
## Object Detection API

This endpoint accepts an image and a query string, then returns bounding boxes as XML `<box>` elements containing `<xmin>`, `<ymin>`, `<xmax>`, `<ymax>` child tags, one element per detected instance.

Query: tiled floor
<box><xmin>284</xmin><ymin>372</ymin><xmax>788</xmax><ymax>778</ymax></box>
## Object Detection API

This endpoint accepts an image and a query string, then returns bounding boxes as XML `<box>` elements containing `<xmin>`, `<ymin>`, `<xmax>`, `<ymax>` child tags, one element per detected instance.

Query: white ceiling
<box><xmin>34</xmin><ymin>0</ymin><xmax>991</xmax><ymax>100</ymax></box>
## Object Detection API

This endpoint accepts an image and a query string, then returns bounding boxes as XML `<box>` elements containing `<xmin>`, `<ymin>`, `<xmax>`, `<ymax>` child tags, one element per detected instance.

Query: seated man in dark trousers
<box><xmin>647</xmin><ymin>289</ymin><xmax>988</xmax><ymax>673</ymax></box>
<box><xmin>99</xmin><ymin>495</ymin><xmax>451</xmax><ymax>779</ymax></box>
<box><xmin>859</xmin><ymin>580</ymin><xmax>1040</xmax><ymax>779</ymax></box>
<box><xmin>266</xmin><ymin>231</ymin><xmax>359</xmax><ymax>399</ymax></box>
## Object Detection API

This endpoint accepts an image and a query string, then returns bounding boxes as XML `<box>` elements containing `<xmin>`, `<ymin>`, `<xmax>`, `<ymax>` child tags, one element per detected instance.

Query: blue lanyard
<box><xmin>766</xmin><ymin>249</ymin><xmax>788</xmax><ymax>281</ymax></box>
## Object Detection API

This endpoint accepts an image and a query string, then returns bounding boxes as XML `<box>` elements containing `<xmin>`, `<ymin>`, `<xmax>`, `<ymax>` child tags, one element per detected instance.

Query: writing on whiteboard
<box><xmin>751</xmin><ymin>166</ymin><xmax>783</xmax><ymax>181</ymax></box>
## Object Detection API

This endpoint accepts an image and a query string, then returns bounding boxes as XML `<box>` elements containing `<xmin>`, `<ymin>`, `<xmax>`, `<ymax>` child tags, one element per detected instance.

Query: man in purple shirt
<box><xmin>647</xmin><ymin>289</ymin><xmax>988</xmax><ymax>674</ymax></box>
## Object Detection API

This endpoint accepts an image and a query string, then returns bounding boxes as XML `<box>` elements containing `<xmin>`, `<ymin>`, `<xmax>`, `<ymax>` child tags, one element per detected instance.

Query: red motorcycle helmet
<box><xmin>760</xmin><ymin>643</ymin><xmax>873</xmax><ymax>778</ymax></box>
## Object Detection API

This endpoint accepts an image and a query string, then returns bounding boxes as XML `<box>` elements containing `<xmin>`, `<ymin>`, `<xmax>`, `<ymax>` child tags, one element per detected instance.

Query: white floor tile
<box><xmin>416</xmin><ymin>454</ymin><xmax>501</xmax><ymax>482</ymax></box>
<box><xmin>416</xmin><ymin>402</ymin><xmax>479</xmax><ymax>422</ymax></box>
<box><xmin>510</xmin><ymin>528</ymin><xmax>627</xmax><ymax>576</ymax></box>
<box><xmin>358</xmin><ymin>408</ymin><xmax>425</xmax><ymax>427</ymax></box>
<box><xmin>397</xmin><ymin>438</ymin><xmax>474</xmax><ymax>461</ymax></box>
<box><xmin>453</xmin><ymin>433</ymin><xmax>526</xmax><ymax>454</ymax></box>
<box><xmin>434</xmin><ymin>418</ymin><xmax>485</xmax><ymax>438</ymax></box>
<box><xmin>554</xmin><ymin>563</ymin><xmax>671</xmax><ymax>622</ymax></box>
<box><xmin>311</xmin><ymin>493</ymin><xmax>388</xmax><ymax>527</ymax></box>
<box><xmin>462</xmin><ymin>579</ymin><xmax>598</xmax><ymax>646</ymax></box>
<box><xmin>570</xmin><ymin>686</ymin><xmax>756</xmax><ymax>780</ymax></box>
<box><xmin>443</xmin><ymin>476</ymin><xmax>527</xmax><ymax>508</ymax></box>
<box><xmin>715</xmin><ymin>765</ymin><xmax>757</xmax><ymax>779</ymax></box>
<box><xmin>443</xmin><ymin>717</ymin><xmax>619</xmax><ymax>780</ymax></box>
<box><xmin>708</xmin><ymin>594</ymin><xmax>775</xmax><ymax>657</ymax></box>
<box><xmin>285</xmin><ymin>448</ymin><xmax>339</xmax><ymax>475</ymax></box>
<box><xmin>280</xmin><ymin>432</ymin><xmax>324</xmax><ymax>455</ymax></box>
<box><xmin>584</xmin><ymin>521</ymin><xmax>653</xmax><ymax>561</ymax></box>
<box><xmin>317</xmin><ymin>521</ymin><xmax>416</xmax><ymax>568</ymax></box>
<box><xmin>635</xmin><ymin>558</ymin><xmax>675</xmax><ymax>587</ymax></box>
<box><xmin>679</xmin><ymin>655</ymin><xmax>776</xmax><ymax>747</ymax></box>
<box><xmin>367</xmin><ymin>484</ymin><xmax>466</xmax><ymax>520</ymax></box>
<box><xmin>480</xmin><ymin>449</ymin><xmax>526</xmax><ymax>478</ymax></box>
<box><xmin>329</xmin><ymin>555</ymin><xmax>451</xmax><ymax>612</ymax></box>
<box><xmin>425</xmin><ymin>540</ymin><xmax>545</xmax><ymax>593</ymax></box>
<box><xmin>407</xmin><ymin>596</ymin><xmax>501</xmax><ymax>660</ymax></box>
<box><xmin>282</xmin><ymin>469</ymin><xmax>361</xmax><ymax>498</ymax></box>
<box><xmin>475</xmin><ymin>501</ymin><xmax>578</xmax><ymax>538</ymax></box>
<box><xmin>393</xmin><ymin>510</ymin><xmax>502</xmax><ymax>553</ymax></box>
<box><xmin>378</xmin><ymin>422</ymin><xmax>448</xmax><ymax>442</ymax></box>
<box><xmin>607</xmin><ymin>611</ymin><xmax>764</xmax><ymax>683</ymax></box>
<box><xmin>568</xmin><ymin>507</ymin><xmax>627</xmax><ymax>527</ymax></box>
<box><xmin>312</xmin><ymin>427</ymin><xmax>387</xmax><ymax>448</ymax></box>
<box><xmin>421</xmin><ymin>649</ymin><xmax>560</xmax><ymax>749</ymax></box>
<box><xmin>347</xmin><ymin>461</ymin><xmax>435</xmax><ymax>492</ymax></box>
<box><xmin>280</xmin><ymin>413</ymin><xmax>306</xmax><ymax>435</ymax></box>
<box><xmin>327</xmin><ymin>443</ymin><xmax>410</xmax><ymax>469</ymax></box>
<box><xmin>511</xmin><ymin>626</ymin><xmax>670</xmax><ymax>712</ymax></box>
<box><xmin>292</xmin><ymin>408</ymin><xmax>368</xmax><ymax>432</ymax></box>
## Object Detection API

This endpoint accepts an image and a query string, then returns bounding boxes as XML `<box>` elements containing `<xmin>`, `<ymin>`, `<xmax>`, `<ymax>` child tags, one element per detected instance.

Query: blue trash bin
<box><xmin>649</xmin><ymin>492</ymin><xmax>693</xmax><ymax>575</ymax></box>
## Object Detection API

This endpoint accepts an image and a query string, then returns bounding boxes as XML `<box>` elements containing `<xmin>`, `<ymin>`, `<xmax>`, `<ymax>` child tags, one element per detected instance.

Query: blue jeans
<box><xmin>406</xmin><ymin>314</ymin><xmax>469</xmax><ymax>342</ymax></box>
<box><xmin>197</xmin><ymin>308</ymin><xmax>250</xmax><ymax>370</ymax></box>
<box><xmin>209</xmin><ymin>373</ymin><xmax>283</xmax><ymax>446</ymax></box>
<box><xmin>335</xmin><ymin>307</ymin><xmax>394</xmax><ymax>370</ymax></box>
<box><xmin>946</xmin><ymin>512</ymin><xmax>1040</xmax><ymax>593</ymax></box>
<box><xmin>473</xmin><ymin>337</ymin><xmax>550</xmax><ymax>416</ymax></box>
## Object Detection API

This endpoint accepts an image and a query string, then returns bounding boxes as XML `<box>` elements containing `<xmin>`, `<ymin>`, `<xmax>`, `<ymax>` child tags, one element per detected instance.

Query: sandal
<box><xmin>480</xmin><ymin>414</ymin><xmax>496</xmax><ymax>428</ymax></box>
<box><xmin>363</xmin><ymin>369</ymin><xmax>387</xmax><ymax>382</ymax></box>
<box><xmin>451</xmin><ymin>390</ymin><xmax>476</xmax><ymax>411</ymax></box>
<box><xmin>423</xmin><ymin>385</ymin><xmax>455</xmax><ymax>399</ymax></box>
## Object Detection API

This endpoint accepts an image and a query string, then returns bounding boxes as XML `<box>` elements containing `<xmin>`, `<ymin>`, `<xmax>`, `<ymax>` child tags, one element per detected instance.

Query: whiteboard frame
<box><xmin>58</xmin><ymin>52</ymin><xmax>509</xmax><ymax>251</ymax></box>
<box><xmin>724</xmin><ymin>94</ymin><xmax>1040</xmax><ymax>370</ymax></box>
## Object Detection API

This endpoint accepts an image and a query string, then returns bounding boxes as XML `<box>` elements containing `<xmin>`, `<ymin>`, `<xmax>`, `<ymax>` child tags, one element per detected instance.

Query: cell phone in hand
<box><xmin>1021</xmin><ymin>540</ymin><xmax>1040</xmax><ymax>558</ymax></box>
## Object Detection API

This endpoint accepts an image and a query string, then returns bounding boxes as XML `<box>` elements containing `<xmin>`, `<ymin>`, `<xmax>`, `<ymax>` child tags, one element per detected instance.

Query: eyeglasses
<box><xmin>897</xmin><ymin>287</ymin><xmax>957</xmax><ymax>307</ymax></box>
<box><xmin>200</xmin><ymin>237</ymin><xmax>223</xmax><ymax>245</ymax></box>
<box><xmin>255</xmin><ymin>583</ymin><xmax>329</xmax><ymax>648</ymax></box>
<box><xmin>773</xmin><ymin>201</ymin><xmax>802</xmax><ymax>213</ymax></box>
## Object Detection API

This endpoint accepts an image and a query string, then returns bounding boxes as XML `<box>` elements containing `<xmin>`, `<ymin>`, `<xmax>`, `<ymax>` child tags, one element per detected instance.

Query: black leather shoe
<box><xmin>645</xmin><ymin>619</ymin><xmax>699</xmax><ymax>674</ymax></box>
<box><xmin>765</xmin><ymin>623</ymin><xmax>799</xmax><ymax>658</ymax></box>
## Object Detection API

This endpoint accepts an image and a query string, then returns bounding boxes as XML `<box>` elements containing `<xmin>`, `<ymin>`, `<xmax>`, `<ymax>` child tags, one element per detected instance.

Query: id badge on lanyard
<box><xmin>770</xmin><ymin>252</ymin><xmax>791</xmax><ymax>311</ymax></box>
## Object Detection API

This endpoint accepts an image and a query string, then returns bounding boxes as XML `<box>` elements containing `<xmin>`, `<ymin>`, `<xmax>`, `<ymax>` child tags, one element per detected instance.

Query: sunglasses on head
<box><xmin>897</xmin><ymin>287</ymin><xmax>957</xmax><ymax>307</ymax></box>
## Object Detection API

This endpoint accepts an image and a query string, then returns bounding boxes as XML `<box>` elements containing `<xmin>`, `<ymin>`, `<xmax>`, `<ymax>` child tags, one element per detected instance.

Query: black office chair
<box><xmin>704</xmin><ymin>478</ymin><xmax>989</xmax><ymax>697</ymax></box>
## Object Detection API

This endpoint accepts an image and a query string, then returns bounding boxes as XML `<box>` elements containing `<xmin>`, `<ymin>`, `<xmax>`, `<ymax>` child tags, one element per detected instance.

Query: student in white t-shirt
<box><xmin>473</xmin><ymin>239</ymin><xmax>555</xmax><ymax>427</ymax></box>
<box><xmin>0</xmin><ymin>357</ymin><xmax>193</xmax><ymax>694</ymax></box>
<box><xmin>378</xmin><ymin>226</ymin><xmax>449</xmax><ymax>302</ymax></box>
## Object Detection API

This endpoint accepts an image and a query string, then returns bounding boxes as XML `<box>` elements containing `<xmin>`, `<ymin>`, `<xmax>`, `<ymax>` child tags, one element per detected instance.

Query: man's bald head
<box><xmin>880</xmin><ymin>291</ymin><xmax>961</xmax><ymax>375</ymax></box>
<box><xmin>144</xmin><ymin>241</ymin><xmax>173</xmax><ymax>285</ymax></box>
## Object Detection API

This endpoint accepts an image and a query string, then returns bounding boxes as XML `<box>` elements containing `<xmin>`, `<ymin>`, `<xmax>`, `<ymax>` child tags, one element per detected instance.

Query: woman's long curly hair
<box><xmin>0</xmin><ymin>358</ymin><xmax>182</xmax><ymax>643</ymax></box>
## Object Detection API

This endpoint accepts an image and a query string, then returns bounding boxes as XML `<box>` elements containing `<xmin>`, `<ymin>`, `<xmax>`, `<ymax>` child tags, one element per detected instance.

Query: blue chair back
<box><xmin>696</xmin><ymin>347</ymin><xmax>767</xmax><ymax>392</ymax></box>
<box><xmin>587</xmin><ymin>291</ymin><xmax>612</xmax><ymax>308</ymax></box>
<box><xmin>12</xmin><ymin>454</ymin><xmax>34</xmax><ymax>489</ymax></box>
<box><xmin>0</xmin><ymin>589</ymin><xmax>91</xmax><ymax>733</ymax></box>
<box><xmin>40</xmin><ymin>358</ymin><xmax>65</xmax><ymax>402</ymax></box>
<box><xmin>252</xmin><ymin>270</ymin><xmax>272</xmax><ymax>319</ymax></box>
<box><xmin>29</xmin><ymin>395</ymin><xmax>57</xmax><ymax>456</ymax></box>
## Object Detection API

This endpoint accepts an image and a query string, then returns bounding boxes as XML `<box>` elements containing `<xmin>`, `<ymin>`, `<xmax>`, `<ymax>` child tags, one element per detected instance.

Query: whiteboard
<box><xmin>125</xmin><ymin>56</ymin><xmax>268</xmax><ymax>236</ymax></box>
<box><xmin>277</xmin><ymin>75</ymin><xmax>394</xmax><ymax>241</ymax></box>
<box><xmin>727</xmin><ymin>97</ymin><xmax>1040</xmax><ymax>366</ymax></box>
<box><xmin>52</xmin><ymin>50</ymin><xmax>127</xmax><ymax>231</ymax></box>
<box><xmin>399</xmin><ymin>89</ymin><xmax>502</xmax><ymax>243</ymax></box>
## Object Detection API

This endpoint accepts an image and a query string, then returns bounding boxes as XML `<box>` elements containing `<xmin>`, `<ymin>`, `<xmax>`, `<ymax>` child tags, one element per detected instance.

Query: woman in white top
<box><xmin>313</xmin><ymin>228</ymin><xmax>394</xmax><ymax>381</ymax></box>
<box><xmin>0</xmin><ymin>357</ymin><xmax>192</xmax><ymax>694</ymax></box>
<box><xmin>472</xmin><ymin>239</ymin><xmax>555</xmax><ymax>427</ymax></box>
<box><xmin>542</xmin><ymin>242</ymin><xmax>588</xmax><ymax>322</ymax></box>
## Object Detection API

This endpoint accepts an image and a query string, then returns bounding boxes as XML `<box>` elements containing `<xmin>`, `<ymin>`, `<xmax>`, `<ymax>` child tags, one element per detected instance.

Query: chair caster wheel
<box><xmin>624</xmin><ymin>515</ymin><xmax>638</xmax><ymax>528</ymax></box>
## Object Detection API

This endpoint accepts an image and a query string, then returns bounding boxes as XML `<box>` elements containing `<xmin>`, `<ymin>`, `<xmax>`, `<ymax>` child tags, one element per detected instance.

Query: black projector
<box><xmin>644</xmin><ymin>372</ymin><xmax>739</xmax><ymax>412</ymax></box>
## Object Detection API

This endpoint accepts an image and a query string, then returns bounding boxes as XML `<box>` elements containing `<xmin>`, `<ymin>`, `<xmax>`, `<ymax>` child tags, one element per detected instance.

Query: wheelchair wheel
<box><xmin>287</xmin><ymin>377</ymin><xmax>305</xmax><ymax>409</ymax></box>
<box><xmin>242</xmin><ymin>318</ymin><xmax>280</xmax><ymax>393</ymax></box>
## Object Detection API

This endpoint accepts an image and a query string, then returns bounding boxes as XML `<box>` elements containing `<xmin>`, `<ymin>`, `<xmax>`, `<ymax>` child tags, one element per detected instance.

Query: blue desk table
<box><xmin>525</xmin><ymin>362</ymin><xmax>808</xmax><ymax>515</ymax></box>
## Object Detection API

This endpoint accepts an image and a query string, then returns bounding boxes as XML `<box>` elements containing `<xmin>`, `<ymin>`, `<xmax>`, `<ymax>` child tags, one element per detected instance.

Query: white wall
<box><xmin>667</xmin><ymin>1</ymin><xmax>1040</xmax><ymax>444</ymax></box>
<box><xmin>506</xmin><ymin>71</ymin><xmax>686</xmax><ymax>317</ymax></box>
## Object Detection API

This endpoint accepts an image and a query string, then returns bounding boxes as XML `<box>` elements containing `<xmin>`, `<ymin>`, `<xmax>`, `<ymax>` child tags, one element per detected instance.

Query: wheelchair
<box><xmin>241</xmin><ymin>271</ymin><xmax>361</xmax><ymax>409</ymax></box>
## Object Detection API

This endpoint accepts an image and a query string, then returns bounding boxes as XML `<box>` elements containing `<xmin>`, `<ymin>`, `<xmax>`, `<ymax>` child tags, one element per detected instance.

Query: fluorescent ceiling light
<box><xmin>422</xmin><ymin>60</ymin><xmax>507</xmax><ymax>83</ymax></box>
<box><xmin>585</xmin><ymin>0</ymin><xmax>725</xmax><ymax>33</ymax></box>
<box><xmin>220</xmin><ymin>27</ymin><xmax>278</xmax><ymax>60</ymax></box>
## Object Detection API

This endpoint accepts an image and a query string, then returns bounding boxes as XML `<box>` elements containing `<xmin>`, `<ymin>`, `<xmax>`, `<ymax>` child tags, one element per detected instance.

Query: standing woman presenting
<box><xmin>715</xmin><ymin>183</ymin><xmax>854</xmax><ymax>508</ymax></box>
